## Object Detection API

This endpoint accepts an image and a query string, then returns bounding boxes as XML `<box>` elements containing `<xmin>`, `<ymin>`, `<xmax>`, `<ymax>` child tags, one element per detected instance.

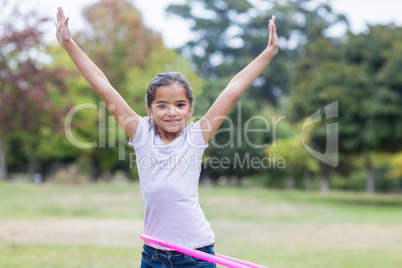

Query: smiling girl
<box><xmin>56</xmin><ymin>6</ymin><xmax>278</xmax><ymax>267</ymax></box>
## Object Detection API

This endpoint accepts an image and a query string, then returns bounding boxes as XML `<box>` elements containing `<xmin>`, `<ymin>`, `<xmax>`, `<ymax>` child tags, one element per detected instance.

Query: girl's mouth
<box><xmin>164</xmin><ymin>119</ymin><xmax>181</xmax><ymax>123</ymax></box>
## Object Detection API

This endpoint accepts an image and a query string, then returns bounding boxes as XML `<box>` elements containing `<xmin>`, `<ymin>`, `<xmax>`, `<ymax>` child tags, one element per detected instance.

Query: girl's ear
<box><xmin>189</xmin><ymin>105</ymin><xmax>194</xmax><ymax>119</ymax></box>
<box><xmin>146</xmin><ymin>105</ymin><xmax>152</xmax><ymax>118</ymax></box>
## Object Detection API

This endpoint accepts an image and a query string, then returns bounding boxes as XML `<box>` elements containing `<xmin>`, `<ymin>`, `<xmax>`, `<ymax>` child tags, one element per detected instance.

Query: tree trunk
<box><xmin>91</xmin><ymin>157</ymin><xmax>100</xmax><ymax>182</ymax></box>
<box><xmin>319</xmin><ymin>170</ymin><xmax>329</xmax><ymax>194</ymax></box>
<box><xmin>235</xmin><ymin>176</ymin><xmax>243</xmax><ymax>187</ymax></box>
<box><xmin>40</xmin><ymin>161</ymin><xmax>48</xmax><ymax>183</ymax></box>
<box><xmin>27</xmin><ymin>152</ymin><xmax>38</xmax><ymax>180</ymax></box>
<box><xmin>365</xmin><ymin>155</ymin><xmax>375</xmax><ymax>194</ymax></box>
<box><xmin>399</xmin><ymin>179</ymin><xmax>402</xmax><ymax>193</ymax></box>
<box><xmin>0</xmin><ymin>137</ymin><xmax>7</xmax><ymax>179</ymax></box>
<box><xmin>286</xmin><ymin>175</ymin><xmax>295</xmax><ymax>190</ymax></box>
<box><xmin>303</xmin><ymin>170</ymin><xmax>313</xmax><ymax>191</ymax></box>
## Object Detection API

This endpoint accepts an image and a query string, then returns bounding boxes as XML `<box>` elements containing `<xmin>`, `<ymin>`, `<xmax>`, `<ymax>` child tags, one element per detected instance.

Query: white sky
<box><xmin>5</xmin><ymin>0</ymin><xmax>402</xmax><ymax>48</ymax></box>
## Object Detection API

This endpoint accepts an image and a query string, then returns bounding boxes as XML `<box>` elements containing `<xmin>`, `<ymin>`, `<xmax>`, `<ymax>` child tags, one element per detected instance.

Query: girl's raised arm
<box><xmin>55</xmin><ymin>7</ymin><xmax>139</xmax><ymax>139</ymax></box>
<box><xmin>200</xmin><ymin>16</ymin><xmax>278</xmax><ymax>143</ymax></box>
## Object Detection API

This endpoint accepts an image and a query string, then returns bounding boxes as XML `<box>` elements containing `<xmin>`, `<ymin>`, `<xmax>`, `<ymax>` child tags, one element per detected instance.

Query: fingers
<box><xmin>56</xmin><ymin>7</ymin><xmax>70</xmax><ymax>30</ymax></box>
<box><xmin>56</xmin><ymin>7</ymin><xmax>65</xmax><ymax>23</ymax></box>
<box><xmin>58</xmin><ymin>7</ymin><xmax>65</xmax><ymax>21</ymax></box>
<box><xmin>268</xmin><ymin>15</ymin><xmax>276</xmax><ymax>30</ymax></box>
<box><xmin>268</xmin><ymin>15</ymin><xmax>277</xmax><ymax>38</ymax></box>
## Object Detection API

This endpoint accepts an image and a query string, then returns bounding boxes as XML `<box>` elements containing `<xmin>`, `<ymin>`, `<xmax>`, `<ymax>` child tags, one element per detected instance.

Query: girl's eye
<box><xmin>157</xmin><ymin>104</ymin><xmax>166</xmax><ymax>108</ymax></box>
<box><xmin>177</xmin><ymin>104</ymin><xmax>185</xmax><ymax>108</ymax></box>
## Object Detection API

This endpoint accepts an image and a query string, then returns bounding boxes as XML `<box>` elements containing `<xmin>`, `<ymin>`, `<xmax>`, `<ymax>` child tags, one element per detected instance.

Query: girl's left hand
<box><xmin>267</xmin><ymin>15</ymin><xmax>279</xmax><ymax>54</ymax></box>
<box><xmin>55</xmin><ymin>7</ymin><xmax>71</xmax><ymax>48</ymax></box>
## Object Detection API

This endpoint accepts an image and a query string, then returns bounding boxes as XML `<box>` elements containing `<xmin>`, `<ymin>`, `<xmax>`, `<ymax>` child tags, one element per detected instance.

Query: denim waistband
<box><xmin>143</xmin><ymin>243</ymin><xmax>213</xmax><ymax>258</ymax></box>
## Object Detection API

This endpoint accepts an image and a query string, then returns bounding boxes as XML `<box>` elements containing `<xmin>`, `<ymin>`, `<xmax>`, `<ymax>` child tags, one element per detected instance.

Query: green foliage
<box><xmin>168</xmin><ymin>0</ymin><xmax>348</xmax><ymax>104</ymax></box>
<box><xmin>387</xmin><ymin>152</ymin><xmax>402</xmax><ymax>178</ymax></box>
<box><xmin>1</xmin><ymin>0</ymin><xmax>204</xmax><ymax>181</ymax></box>
<box><xmin>44</xmin><ymin>0</ymin><xmax>203</xmax><ymax>180</ymax></box>
<box><xmin>0</xmin><ymin>5</ymin><xmax>72</xmax><ymax>179</ymax></box>
<box><xmin>166</xmin><ymin>0</ymin><xmax>353</xmax><ymax>185</ymax></box>
<box><xmin>3</xmin><ymin>0</ymin><xmax>402</xmax><ymax>192</ymax></box>
<box><xmin>266</xmin><ymin>130</ymin><xmax>320</xmax><ymax>175</ymax></box>
<box><xmin>194</xmin><ymin>78</ymin><xmax>271</xmax><ymax>179</ymax></box>
<box><xmin>290</xmin><ymin>25</ymin><xmax>402</xmax><ymax>153</ymax></box>
<box><xmin>288</xmin><ymin>24</ymin><xmax>402</xmax><ymax>192</ymax></box>
<box><xmin>77</xmin><ymin>0</ymin><xmax>162</xmax><ymax>89</ymax></box>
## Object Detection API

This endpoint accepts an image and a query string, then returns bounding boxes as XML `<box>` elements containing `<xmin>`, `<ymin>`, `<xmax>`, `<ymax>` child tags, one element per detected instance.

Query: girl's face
<box><xmin>146</xmin><ymin>84</ymin><xmax>193</xmax><ymax>136</ymax></box>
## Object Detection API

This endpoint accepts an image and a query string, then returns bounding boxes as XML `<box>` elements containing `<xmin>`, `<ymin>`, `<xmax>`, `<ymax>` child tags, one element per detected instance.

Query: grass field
<box><xmin>1</xmin><ymin>181</ymin><xmax>402</xmax><ymax>268</ymax></box>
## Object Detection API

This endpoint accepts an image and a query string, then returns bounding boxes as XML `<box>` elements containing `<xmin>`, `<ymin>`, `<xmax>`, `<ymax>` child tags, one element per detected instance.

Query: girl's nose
<box><xmin>167</xmin><ymin>105</ymin><xmax>178</xmax><ymax>115</ymax></box>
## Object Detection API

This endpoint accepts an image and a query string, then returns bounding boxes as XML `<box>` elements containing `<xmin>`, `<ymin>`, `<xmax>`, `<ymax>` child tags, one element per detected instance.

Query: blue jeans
<box><xmin>141</xmin><ymin>244</ymin><xmax>217</xmax><ymax>268</ymax></box>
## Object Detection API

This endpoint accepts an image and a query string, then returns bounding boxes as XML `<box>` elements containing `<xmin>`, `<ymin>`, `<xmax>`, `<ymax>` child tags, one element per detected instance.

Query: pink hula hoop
<box><xmin>140</xmin><ymin>234</ymin><xmax>268</xmax><ymax>268</ymax></box>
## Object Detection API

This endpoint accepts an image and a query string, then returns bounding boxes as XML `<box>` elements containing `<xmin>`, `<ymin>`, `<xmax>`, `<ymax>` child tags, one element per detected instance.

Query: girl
<box><xmin>56</xmin><ymin>6</ymin><xmax>278</xmax><ymax>268</ymax></box>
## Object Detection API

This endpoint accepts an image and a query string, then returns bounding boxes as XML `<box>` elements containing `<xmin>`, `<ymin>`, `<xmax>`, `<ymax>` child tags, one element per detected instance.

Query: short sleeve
<box><xmin>128</xmin><ymin>116</ymin><xmax>151</xmax><ymax>149</ymax></box>
<box><xmin>186</xmin><ymin>120</ymin><xmax>208</xmax><ymax>149</ymax></box>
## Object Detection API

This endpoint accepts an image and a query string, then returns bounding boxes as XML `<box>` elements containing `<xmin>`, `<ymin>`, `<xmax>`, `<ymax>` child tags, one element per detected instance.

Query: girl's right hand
<box><xmin>267</xmin><ymin>15</ymin><xmax>278</xmax><ymax>55</ymax></box>
<box><xmin>55</xmin><ymin>7</ymin><xmax>71</xmax><ymax>48</ymax></box>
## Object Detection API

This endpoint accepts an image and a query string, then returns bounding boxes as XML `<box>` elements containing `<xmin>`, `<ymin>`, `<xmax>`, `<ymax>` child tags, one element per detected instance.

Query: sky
<box><xmin>5</xmin><ymin>0</ymin><xmax>402</xmax><ymax>48</ymax></box>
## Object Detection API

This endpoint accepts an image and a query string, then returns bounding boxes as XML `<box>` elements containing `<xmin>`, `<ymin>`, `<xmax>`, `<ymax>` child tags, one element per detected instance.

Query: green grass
<box><xmin>0</xmin><ymin>243</ymin><xmax>141</xmax><ymax>268</ymax></box>
<box><xmin>0</xmin><ymin>182</ymin><xmax>144</xmax><ymax>219</ymax></box>
<box><xmin>1</xmin><ymin>180</ymin><xmax>401</xmax><ymax>267</ymax></box>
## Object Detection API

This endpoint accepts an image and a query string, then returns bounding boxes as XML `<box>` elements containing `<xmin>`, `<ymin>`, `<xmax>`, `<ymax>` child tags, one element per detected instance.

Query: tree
<box><xmin>0</xmin><ymin>4</ymin><xmax>69</xmax><ymax>180</ymax></box>
<box><xmin>167</xmin><ymin>0</ymin><xmax>253</xmax><ymax>78</ymax></box>
<box><xmin>289</xmin><ymin>25</ymin><xmax>402</xmax><ymax>193</ymax></box>
<box><xmin>77</xmin><ymin>0</ymin><xmax>162</xmax><ymax>90</ymax></box>
<box><xmin>196</xmin><ymin>81</ymin><xmax>270</xmax><ymax>184</ymax></box>
<box><xmin>166</xmin><ymin>0</ymin><xmax>347</xmax><ymax>183</ymax></box>
<box><xmin>266</xmin><ymin>125</ymin><xmax>320</xmax><ymax>190</ymax></box>
<box><xmin>387</xmin><ymin>152</ymin><xmax>402</xmax><ymax>181</ymax></box>
<box><xmin>167</xmin><ymin>0</ymin><xmax>348</xmax><ymax>104</ymax></box>
<box><xmin>62</xmin><ymin>0</ymin><xmax>203</xmax><ymax>180</ymax></box>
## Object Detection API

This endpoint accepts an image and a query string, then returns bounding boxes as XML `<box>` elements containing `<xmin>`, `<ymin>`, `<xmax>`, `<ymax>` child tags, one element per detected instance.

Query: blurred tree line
<box><xmin>1</xmin><ymin>0</ymin><xmax>401</xmax><ymax>193</ymax></box>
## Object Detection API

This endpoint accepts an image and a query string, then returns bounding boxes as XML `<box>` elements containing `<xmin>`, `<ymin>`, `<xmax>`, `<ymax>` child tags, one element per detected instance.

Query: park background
<box><xmin>1</xmin><ymin>0</ymin><xmax>402</xmax><ymax>267</ymax></box>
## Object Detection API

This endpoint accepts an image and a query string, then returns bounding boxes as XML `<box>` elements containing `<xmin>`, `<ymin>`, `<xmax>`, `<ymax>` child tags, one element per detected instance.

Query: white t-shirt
<box><xmin>129</xmin><ymin>116</ymin><xmax>215</xmax><ymax>250</ymax></box>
